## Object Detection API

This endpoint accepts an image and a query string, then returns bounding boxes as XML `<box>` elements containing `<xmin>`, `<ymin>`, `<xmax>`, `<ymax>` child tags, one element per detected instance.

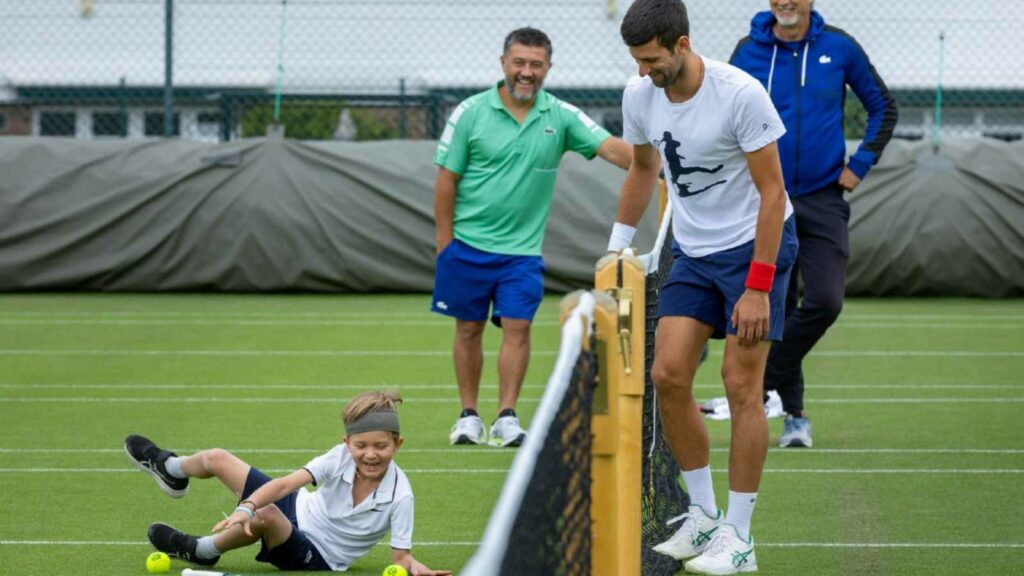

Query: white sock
<box><xmin>725</xmin><ymin>490</ymin><xmax>758</xmax><ymax>541</ymax></box>
<box><xmin>680</xmin><ymin>466</ymin><xmax>718</xmax><ymax>518</ymax></box>
<box><xmin>163</xmin><ymin>456</ymin><xmax>187</xmax><ymax>479</ymax></box>
<box><xmin>195</xmin><ymin>536</ymin><xmax>222</xmax><ymax>559</ymax></box>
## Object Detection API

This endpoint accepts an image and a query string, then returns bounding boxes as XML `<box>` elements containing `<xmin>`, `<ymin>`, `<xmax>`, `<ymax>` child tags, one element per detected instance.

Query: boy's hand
<box><xmin>409</xmin><ymin>559</ymin><xmax>452</xmax><ymax>576</ymax></box>
<box><xmin>212</xmin><ymin>509</ymin><xmax>255</xmax><ymax>537</ymax></box>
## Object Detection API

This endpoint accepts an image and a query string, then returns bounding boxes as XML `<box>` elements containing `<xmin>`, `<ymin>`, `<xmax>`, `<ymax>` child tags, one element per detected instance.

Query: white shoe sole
<box><xmin>685</xmin><ymin>559</ymin><xmax>758</xmax><ymax>574</ymax></box>
<box><xmin>124</xmin><ymin>443</ymin><xmax>187</xmax><ymax>498</ymax></box>
<box><xmin>652</xmin><ymin>542</ymin><xmax>700</xmax><ymax>560</ymax></box>
<box><xmin>489</xmin><ymin>433</ymin><xmax>525</xmax><ymax>448</ymax></box>
<box><xmin>450</xmin><ymin>434</ymin><xmax>486</xmax><ymax>445</ymax></box>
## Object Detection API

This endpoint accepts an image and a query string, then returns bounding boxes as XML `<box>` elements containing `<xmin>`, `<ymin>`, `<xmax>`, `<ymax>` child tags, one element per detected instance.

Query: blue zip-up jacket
<box><xmin>730</xmin><ymin>11</ymin><xmax>897</xmax><ymax>197</ymax></box>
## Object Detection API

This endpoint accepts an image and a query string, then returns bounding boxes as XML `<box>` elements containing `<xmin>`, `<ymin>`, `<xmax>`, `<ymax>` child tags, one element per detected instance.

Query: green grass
<box><xmin>0</xmin><ymin>294</ymin><xmax>1022</xmax><ymax>575</ymax></box>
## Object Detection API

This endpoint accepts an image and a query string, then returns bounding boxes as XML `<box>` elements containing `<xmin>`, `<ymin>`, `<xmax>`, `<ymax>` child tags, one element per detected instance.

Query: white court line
<box><xmin>0</xmin><ymin>383</ymin><xmax>544</xmax><ymax>391</ymax></box>
<box><xmin>1</xmin><ymin>397</ymin><xmax>1021</xmax><ymax>405</ymax></box>
<box><xmin>0</xmin><ymin>381</ymin><xmax>1015</xmax><ymax>389</ymax></box>
<box><xmin>0</xmin><ymin>397</ymin><xmax>536</xmax><ymax>404</ymax></box>
<box><xmin>0</xmin><ymin>310</ymin><xmax>1019</xmax><ymax>321</ymax></box>
<box><xmin>3</xmin><ymin>318</ymin><xmax>1019</xmax><ymax>330</ymax></box>
<box><xmin>837</xmin><ymin>322</ymin><xmax>1021</xmax><ymax>330</ymax></box>
<box><xmin>0</xmin><ymin>349</ymin><xmax>1020</xmax><ymax>358</ymax></box>
<box><xmin>2</xmin><ymin>447</ymin><xmax>1022</xmax><ymax>455</ymax></box>
<box><xmin>2</xmin><ymin>539</ymin><xmax>1019</xmax><ymax>549</ymax></box>
<box><xmin>0</xmin><ymin>468</ymin><xmax>510</xmax><ymax>474</ymax></box>
<box><xmin>1</xmin><ymin>467</ymin><xmax>1020</xmax><ymax>475</ymax></box>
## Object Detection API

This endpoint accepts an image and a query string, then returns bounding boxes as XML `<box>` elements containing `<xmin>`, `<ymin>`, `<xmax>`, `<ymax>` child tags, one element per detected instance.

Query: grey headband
<box><xmin>345</xmin><ymin>409</ymin><xmax>400</xmax><ymax>436</ymax></box>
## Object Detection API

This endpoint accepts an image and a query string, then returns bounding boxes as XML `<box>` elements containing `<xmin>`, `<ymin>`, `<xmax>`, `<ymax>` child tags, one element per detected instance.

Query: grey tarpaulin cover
<box><xmin>0</xmin><ymin>136</ymin><xmax>652</xmax><ymax>292</ymax></box>
<box><xmin>0</xmin><ymin>136</ymin><xmax>1021</xmax><ymax>296</ymax></box>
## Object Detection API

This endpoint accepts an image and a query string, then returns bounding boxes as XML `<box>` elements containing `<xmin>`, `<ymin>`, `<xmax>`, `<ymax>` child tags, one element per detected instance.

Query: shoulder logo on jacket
<box><xmin>818</xmin><ymin>54</ymin><xmax>832</xmax><ymax>64</ymax></box>
<box><xmin>656</xmin><ymin>131</ymin><xmax>726</xmax><ymax>198</ymax></box>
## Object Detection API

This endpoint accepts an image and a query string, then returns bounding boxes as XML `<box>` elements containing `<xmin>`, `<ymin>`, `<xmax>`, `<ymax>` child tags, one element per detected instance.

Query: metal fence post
<box><xmin>164</xmin><ymin>0</ymin><xmax>174</xmax><ymax>137</ymax></box>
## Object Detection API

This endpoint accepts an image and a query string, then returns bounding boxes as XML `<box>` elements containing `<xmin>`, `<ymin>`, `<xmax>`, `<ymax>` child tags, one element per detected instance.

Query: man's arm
<box><xmin>842</xmin><ymin>36</ymin><xmax>898</xmax><ymax>191</ymax></box>
<box><xmin>731</xmin><ymin>141</ymin><xmax>787</xmax><ymax>345</ymax></box>
<box><xmin>434</xmin><ymin>168</ymin><xmax>460</xmax><ymax>254</ymax></box>
<box><xmin>595</xmin><ymin>136</ymin><xmax>634</xmax><ymax>171</ymax></box>
<box><xmin>606</xmin><ymin>143</ymin><xmax>661</xmax><ymax>251</ymax></box>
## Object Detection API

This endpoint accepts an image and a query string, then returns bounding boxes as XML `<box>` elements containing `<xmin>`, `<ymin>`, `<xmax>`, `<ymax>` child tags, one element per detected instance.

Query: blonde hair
<box><xmin>342</xmin><ymin>390</ymin><xmax>402</xmax><ymax>428</ymax></box>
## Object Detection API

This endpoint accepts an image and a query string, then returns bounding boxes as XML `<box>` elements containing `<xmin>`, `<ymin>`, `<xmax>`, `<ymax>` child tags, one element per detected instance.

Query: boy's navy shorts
<box><xmin>242</xmin><ymin>466</ymin><xmax>332</xmax><ymax>571</ymax></box>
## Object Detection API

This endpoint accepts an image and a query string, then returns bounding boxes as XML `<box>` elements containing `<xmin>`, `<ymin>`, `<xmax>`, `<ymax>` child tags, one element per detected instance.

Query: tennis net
<box><xmin>639</xmin><ymin>209</ymin><xmax>691</xmax><ymax>576</ymax></box>
<box><xmin>461</xmin><ymin>291</ymin><xmax>597</xmax><ymax>576</ymax></box>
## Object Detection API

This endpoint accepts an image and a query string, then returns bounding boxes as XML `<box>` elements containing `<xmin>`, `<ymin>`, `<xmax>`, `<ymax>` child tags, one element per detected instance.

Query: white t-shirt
<box><xmin>622</xmin><ymin>56</ymin><xmax>793</xmax><ymax>257</ymax></box>
<box><xmin>294</xmin><ymin>444</ymin><xmax>414</xmax><ymax>571</ymax></box>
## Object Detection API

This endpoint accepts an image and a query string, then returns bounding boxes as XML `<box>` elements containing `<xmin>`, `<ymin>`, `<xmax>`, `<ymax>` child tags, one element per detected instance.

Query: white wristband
<box><xmin>607</xmin><ymin>222</ymin><xmax>637</xmax><ymax>252</ymax></box>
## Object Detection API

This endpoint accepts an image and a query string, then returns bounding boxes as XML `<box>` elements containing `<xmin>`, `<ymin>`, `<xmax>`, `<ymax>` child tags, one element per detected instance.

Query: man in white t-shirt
<box><xmin>606</xmin><ymin>1</ymin><xmax>798</xmax><ymax>573</ymax></box>
<box><xmin>125</xmin><ymin>391</ymin><xmax>450</xmax><ymax>575</ymax></box>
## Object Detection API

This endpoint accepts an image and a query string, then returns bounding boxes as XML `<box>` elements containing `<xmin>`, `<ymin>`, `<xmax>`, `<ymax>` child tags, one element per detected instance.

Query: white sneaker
<box><xmin>449</xmin><ymin>415</ymin><xmax>486</xmax><ymax>445</ymax></box>
<box><xmin>489</xmin><ymin>415</ymin><xmax>526</xmax><ymax>448</ymax></box>
<box><xmin>684</xmin><ymin>524</ymin><xmax>757</xmax><ymax>575</ymax></box>
<box><xmin>764</xmin><ymin>391</ymin><xmax>784</xmax><ymax>419</ymax></box>
<box><xmin>652</xmin><ymin>505</ymin><xmax>723</xmax><ymax>560</ymax></box>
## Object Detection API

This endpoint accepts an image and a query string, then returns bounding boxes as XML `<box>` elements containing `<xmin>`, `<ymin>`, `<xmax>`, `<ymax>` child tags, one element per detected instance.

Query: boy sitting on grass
<box><xmin>125</xmin><ymin>390</ymin><xmax>450</xmax><ymax>575</ymax></box>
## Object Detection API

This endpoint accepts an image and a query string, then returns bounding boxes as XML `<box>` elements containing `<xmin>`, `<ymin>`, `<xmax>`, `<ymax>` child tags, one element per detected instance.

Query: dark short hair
<box><xmin>503</xmin><ymin>27</ymin><xmax>553</xmax><ymax>59</ymax></box>
<box><xmin>620</xmin><ymin>0</ymin><xmax>690</xmax><ymax>49</ymax></box>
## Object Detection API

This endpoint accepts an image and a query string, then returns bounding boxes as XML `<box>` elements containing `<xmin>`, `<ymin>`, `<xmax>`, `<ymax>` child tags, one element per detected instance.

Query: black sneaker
<box><xmin>124</xmin><ymin>434</ymin><xmax>189</xmax><ymax>498</ymax></box>
<box><xmin>147</xmin><ymin>522</ymin><xmax>220</xmax><ymax>567</ymax></box>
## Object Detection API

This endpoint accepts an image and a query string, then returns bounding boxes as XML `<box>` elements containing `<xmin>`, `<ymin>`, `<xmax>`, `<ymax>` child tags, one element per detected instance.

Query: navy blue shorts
<box><xmin>431</xmin><ymin>239</ymin><xmax>546</xmax><ymax>326</ymax></box>
<box><xmin>242</xmin><ymin>467</ymin><xmax>332</xmax><ymax>571</ymax></box>
<box><xmin>660</xmin><ymin>217</ymin><xmax>799</xmax><ymax>341</ymax></box>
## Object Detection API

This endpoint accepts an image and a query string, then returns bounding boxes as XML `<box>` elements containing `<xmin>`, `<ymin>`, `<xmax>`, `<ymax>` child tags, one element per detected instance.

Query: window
<box><xmin>145</xmin><ymin>112</ymin><xmax>180</xmax><ymax>136</ymax></box>
<box><xmin>0</xmin><ymin>112</ymin><xmax>7</xmax><ymax>131</ymax></box>
<box><xmin>93</xmin><ymin>112</ymin><xmax>127</xmax><ymax>137</ymax></box>
<box><xmin>40</xmin><ymin>111</ymin><xmax>76</xmax><ymax>136</ymax></box>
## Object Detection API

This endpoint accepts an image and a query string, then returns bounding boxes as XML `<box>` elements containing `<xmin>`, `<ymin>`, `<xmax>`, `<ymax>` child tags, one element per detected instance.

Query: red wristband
<box><xmin>745</xmin><ymin>261</ymin><xmax>776</xmax><ymax>292</ymax></box>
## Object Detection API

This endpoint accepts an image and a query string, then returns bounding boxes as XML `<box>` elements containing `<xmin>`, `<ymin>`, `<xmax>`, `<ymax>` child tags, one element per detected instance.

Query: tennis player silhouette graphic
<box><xmin>659</xmin><ymin>131</ymin><xmax>726</xmax><ymax>197</ymax></box>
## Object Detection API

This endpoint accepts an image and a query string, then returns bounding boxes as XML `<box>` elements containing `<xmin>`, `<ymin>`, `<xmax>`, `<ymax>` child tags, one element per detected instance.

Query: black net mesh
<box><xmin>641</xmin><ymin>235</ymin><xmax>691</xmax><ymax>576</ymax></box>
<box><xmin>497</xmin><ymin>343</ymin><xmax>595</xmax><ymax>576</ymax></box>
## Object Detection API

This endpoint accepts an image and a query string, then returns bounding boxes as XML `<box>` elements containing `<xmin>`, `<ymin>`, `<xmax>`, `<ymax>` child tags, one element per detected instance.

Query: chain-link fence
<box><xmin>1</xmin><ymin>0</ymin><xmax>1020</xmax><ymax>142</ymax></box>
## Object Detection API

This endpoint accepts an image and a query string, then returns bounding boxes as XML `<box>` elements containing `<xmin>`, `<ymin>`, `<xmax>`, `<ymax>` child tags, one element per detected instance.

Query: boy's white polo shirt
<box><xmin>295</xmin><ymin>444</ymin><xmax>414</xmax><ymax>571</ymax></box>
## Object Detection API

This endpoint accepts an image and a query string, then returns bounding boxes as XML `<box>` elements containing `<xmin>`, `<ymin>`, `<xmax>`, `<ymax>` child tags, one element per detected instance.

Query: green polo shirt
<box><xmin>434</xmin><ymin>81</ymin><xmax>612</xmax><ymax>256</ymax></box>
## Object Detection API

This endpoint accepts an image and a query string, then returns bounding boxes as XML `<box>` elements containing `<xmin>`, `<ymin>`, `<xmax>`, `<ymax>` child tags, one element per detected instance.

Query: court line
<box><xmin>0</xmin><ymin>318</ymin><xmax>1018</xmax><ymax>330</ymax></box>
<box><xmin>1</xmin><ymin>397</ymin><xmax>1021</xmax><ymax>404</ymax></box>
<box><xmin>1</xmin><ymin>539</ymin><xmax>1020</xmax><ymax>549</ymax></box>
<box><xmin>3</xmin><ymin>447</ymin><xmax>1022</xmax><ymax>455</ymax></box>
<box><xmin>0</xmin><ymin>383</ymin><xmax>1019</xmax><ymax>391</ymax></box>
<box><xmin>0</xmin><ymin>349</ymin><xmax>1020</xmax><ymax>358</ymax></box>
<box><xmin>1</xmin><ymin>467</ymin><xmax>1020</xmax><ymax>474</ymax></box>
<box><xmin>0</xmin><ymin>310</ymin><xmax>1019</xmax><ymax>321</ymax></box>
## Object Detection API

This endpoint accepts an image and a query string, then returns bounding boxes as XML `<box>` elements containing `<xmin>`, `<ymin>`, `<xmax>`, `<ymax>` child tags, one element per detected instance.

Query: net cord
<box><xmin>461</xmin><ymin>292</ymin><xmax>596</xmax><ymax>576</ymax></box>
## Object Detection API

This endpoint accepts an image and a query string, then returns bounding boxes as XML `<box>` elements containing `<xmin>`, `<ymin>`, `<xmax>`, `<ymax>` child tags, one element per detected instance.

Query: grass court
<box><xmin>0</xmin><ymin>293</ymin><xmax>1022</xmax><ymax>575</ymax></box>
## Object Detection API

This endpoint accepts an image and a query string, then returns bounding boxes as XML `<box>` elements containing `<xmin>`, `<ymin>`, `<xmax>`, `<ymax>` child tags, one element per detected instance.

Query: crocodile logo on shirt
<box><xmin>658</xmin><ymin>131</ymin><xmax>726</xmax><ymax>198</ymax></box>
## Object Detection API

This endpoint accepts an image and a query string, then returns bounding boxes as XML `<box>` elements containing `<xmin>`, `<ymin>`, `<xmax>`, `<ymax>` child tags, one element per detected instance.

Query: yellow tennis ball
<box><xmin>382</xmin><ymin>564</ymin><xmax>408</xmax><ymax>576</ymax></box>
<box><xmin>146</xmin><ymin>551</ymin><xmax>171</xmax><ymax>573</ymax></box>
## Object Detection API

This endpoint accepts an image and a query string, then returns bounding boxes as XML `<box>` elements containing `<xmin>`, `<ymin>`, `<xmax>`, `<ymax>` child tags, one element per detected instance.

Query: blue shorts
<box><xmin>242</xmin><ymin>467</ymin><xmax>332</xmax><ymax>571</ymax></box>
<box><xmin>660</xmin><ymin>217</ymin><xmax>799</xmax><ymax>341</ymax></box>
<box><xmin>431</xmin><ymin>239</ymin><xmax>546</xmax><ymax>326</ymax></box>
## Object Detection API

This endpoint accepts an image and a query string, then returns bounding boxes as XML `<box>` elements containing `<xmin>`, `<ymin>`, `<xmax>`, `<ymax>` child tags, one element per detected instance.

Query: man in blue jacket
<box><xmin>730</xmin><ymin>0</ymin><xmax>897</xmax><ymax>447</ymax></box>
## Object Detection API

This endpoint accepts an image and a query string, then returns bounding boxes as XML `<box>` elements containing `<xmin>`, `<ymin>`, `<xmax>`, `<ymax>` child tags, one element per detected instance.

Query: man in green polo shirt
<box><xmin>431</xmin><ymin>27</ymin><xmax>631</xmax><ymax>448</ymax></box>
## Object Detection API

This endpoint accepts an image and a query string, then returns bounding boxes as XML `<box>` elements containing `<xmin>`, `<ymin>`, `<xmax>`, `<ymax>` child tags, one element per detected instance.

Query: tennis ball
<box><xmin>382</xmin><ymin>564</ymin><xmax>408</xmax><ymax>576</ymax></box>
<box><xmin>146</xmin><ymin>551</ymin><xmax>171</xmax><ymax>573</ymax></box>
